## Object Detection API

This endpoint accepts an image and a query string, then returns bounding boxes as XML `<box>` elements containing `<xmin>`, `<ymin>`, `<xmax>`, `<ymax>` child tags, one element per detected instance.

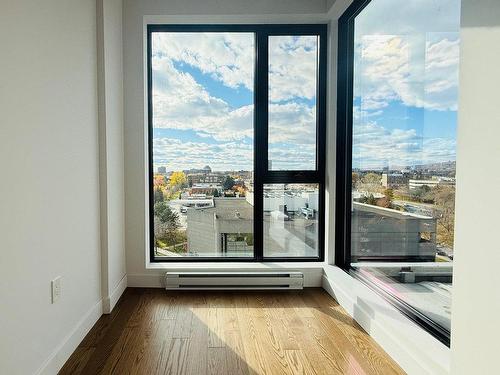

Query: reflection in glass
<box><xmin>263</xmin><ymin>184</ymin><xmax>319</xmax><ymax>257</ymax></box>
<box><xmin>349</xmin><ymin>0</ymin><xmax>460</xmax><ymax>335</ymax></box>
<box><xmin>268</xmin><ymin>36</ymin><xmax>318</xmax><ymax>171</ymax></box>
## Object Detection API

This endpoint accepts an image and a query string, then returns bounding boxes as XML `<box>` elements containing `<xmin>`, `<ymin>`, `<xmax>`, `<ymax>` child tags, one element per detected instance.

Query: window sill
<box><xmin>145</xmin><ymin>261</ymin><xmax>326</xmax><ymax>270</ymax></box>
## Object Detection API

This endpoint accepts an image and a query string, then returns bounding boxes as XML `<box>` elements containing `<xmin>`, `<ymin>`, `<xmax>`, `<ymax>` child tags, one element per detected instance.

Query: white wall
<box><xmin>97</xmin><ymin>0</ymin><xmax>127</xmax><ymax>313</ymax></box>
<box><xmin>451</xmin><ymin>1</ymin><xmax>500</xmax><ymax>373</ymax></box>
<box><xmin>0</xmin><ymin>1</ymin><xmax>102</xmax><ymax>374</ymax></box>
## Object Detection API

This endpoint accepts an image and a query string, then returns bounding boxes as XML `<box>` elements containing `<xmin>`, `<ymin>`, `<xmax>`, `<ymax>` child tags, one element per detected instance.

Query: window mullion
<box><xmin>253</xmin><ymin>31</ymin><xmax>268</xmax><ymax>262</ymax></box>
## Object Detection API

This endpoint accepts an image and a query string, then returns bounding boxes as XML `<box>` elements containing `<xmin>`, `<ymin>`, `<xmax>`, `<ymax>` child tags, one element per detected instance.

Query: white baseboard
<box><xmin>35</xmin><ymin>300</ymin><xmax>103</xmax><ymax>375</ymax></box>
<box><xmin>103</xmin><ymin>274</ymin><xmax>128</xmax><ymax>314</ymax></box>
<box><xmin>128</xmin><ymin>268</ymin><xmax>323</xmax><ymax>288</ymax></box>
<box><xmin>322</xmin><ymin>266</ymin><xmax>450</xmax><ymax>375</ymax></box>
<box><xmin>127</xmin><ymin>273</ymin><xmax>165</xmax><ymax>287</ymax></box>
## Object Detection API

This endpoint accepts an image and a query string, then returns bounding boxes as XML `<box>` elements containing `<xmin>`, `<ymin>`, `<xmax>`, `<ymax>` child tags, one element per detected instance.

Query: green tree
<box><xmin>359</xmin><ymin>193</ymin><xmax>377</xmax><ymax>206</ymax></box>
<box><xmin>154</xmin><ymin>187</ymin><xmax>164</xmax><ymax>203</ymax></box>
<box><xmin>411</xmin><ymin>185</ymin><xmax>431</xmax><ymax>202</ymax></box>
<box><xmin>153</xmin><ymin>201</ymin><xmax>180</xmax><ymax>245</ymax></box>
<box><xmin>383</xmin><ymin>188</ymin><xmax>394</xmax><ymax>201</ymax></box>
<box><xmin>223</xmin><ymin>175</ymin><xmax>235</xmax><ymax>190</ymax></box>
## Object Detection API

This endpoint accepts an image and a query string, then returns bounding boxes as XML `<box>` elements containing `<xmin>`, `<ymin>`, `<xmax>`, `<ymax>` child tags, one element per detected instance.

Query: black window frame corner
<box><xmin>147</xmin><ymin>24</ymin><xmax>327</xmax><ymax>263</ymax></box>
<box><xmin>335</xmin><ymin>0</ymin><xmax>372</xmax><ymax>272</ymax></box>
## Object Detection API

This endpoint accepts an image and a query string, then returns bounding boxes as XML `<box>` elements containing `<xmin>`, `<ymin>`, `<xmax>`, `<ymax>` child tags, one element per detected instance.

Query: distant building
<box><xmin>408</xmin><ymin>177</ymin><xmax>455</xmax><ymax>190</ymax></box>
<box><xmin>191</xmin><ymin>183</ymin><xmax>223</xmax><ymax>195</ymax></box>
<box><xmin>188</xmin><ymin>173</ymin><xmax>224</xmax><ymax>186</ymax></box>
<box><xmin>381</xmin><ymin>173</ymin><xmax>409</xmax><ymax>188</ymax></box>
<box><xmin>157</xmin><ymin>166</ymin><xmax>167</xmax><ymax>174</ymax></box>
<box><xmin>183</xmin><ymin>165</ymin><xmax>212</xmax><ymax>175</ymax></box>
<box><xmin>351</xmin><ymin>202</ymin><xmax>437</xmax><ymax>260</ymax></box>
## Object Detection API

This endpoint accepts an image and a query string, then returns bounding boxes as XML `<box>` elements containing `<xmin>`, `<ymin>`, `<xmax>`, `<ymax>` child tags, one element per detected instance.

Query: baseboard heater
<box><xmin>165</xmin><ymin>271</ymin><xmax>304</xmax><ymax>290</ymax></box>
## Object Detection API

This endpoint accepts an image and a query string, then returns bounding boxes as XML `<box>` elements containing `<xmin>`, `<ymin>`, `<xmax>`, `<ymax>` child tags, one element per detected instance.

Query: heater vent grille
<box><xmin>165</xmin><ymin>271</ymin><xmax>304</xmax><ymax>290</ymax></box>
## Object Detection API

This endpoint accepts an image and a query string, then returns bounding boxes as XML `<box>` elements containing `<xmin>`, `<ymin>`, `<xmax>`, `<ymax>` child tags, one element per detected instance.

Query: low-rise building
<box><xmin>408</xmin><ymin>177</ymin><xmax>455</xmax><ymax>190</ymax></box>
<box><xmin>381</xmin><ymin>173</ymin><xmax>409</xmax><ymax>188</ymax></box>
<box><xmin>351</xmin><ymin>202</ymin><xmax>437</xmax><ymax>260</ymax></box>
<box><xmin>186</xmin><ymin>198</ymin><xmax>253</xmax><ymax>256</ymax></box>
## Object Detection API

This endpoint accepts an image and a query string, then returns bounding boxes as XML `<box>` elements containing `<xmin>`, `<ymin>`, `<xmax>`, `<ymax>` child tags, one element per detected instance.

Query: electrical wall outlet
<box><xmin>51</xmin><ymin>277</ymin><xmax>62</xmax><ymax>304</ymax></box>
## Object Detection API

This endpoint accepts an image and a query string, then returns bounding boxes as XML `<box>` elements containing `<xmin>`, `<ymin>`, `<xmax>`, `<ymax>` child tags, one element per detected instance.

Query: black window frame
<box><xmin>147</xmin><ymin>24</ymin><xmax>327</xmax><ymax>263</ymax></box>
<box><xmin>335</xmin><ymin>0</ymin><xmax>451</xmax><ymax>346</ymax></box>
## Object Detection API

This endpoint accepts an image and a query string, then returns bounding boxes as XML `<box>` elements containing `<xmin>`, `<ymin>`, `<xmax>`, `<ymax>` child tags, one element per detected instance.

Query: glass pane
<box><xmin>151</xmin><ymin>32</ymin><xmax>255</xmax><ymax>258</ymax></box>
<box><xmin>263</xmin><ymin>184</ymin><xmax>320</xmax><ymax>257</ymax></box>
<box><xmin>268</xmin><ymin>35</ymin><xmax>318</xmax><ymax>171</ymax></box>
<box><xmin>350</xmin><ymin>0</ymin><xmax>460</xmax><ymax>333</ymax></box>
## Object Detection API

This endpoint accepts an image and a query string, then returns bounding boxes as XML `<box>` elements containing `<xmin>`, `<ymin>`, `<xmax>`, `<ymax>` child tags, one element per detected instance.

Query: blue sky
<box><xmin>151</xmin><ymin>4</ymin><xmax>460</xmax><ymax>173</ymax></box>
<box><xmin>351</xmin><ymin>0</ymin><xmax>460</xmax><ymax>170</ymax></box>
<box><xmin>151</xmin><ymin>33</ymin><xmax>317</xmax><ymax>172</ymax></box>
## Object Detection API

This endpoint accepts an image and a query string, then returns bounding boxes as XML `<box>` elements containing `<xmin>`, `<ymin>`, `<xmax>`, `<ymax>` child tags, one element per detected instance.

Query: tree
<box><xmin>154</xmin><ymin>187</ymin><xmax>164</xmax><ymax>203</ymax></box>
<box><xmin>411</xmin><ymin>185</ymin><xmax>431</xmax><ymax>202</ymax></box>
<box><xmin>169</xmin><ymin>171</ymin><xmax>187</xmax><ymax>191</ymax></box>
<box><xmin>356</xmin><ymin>172</ymin><xmax>382</xmax><ymax>193</ymax></box>
<box><xmin>223</xmin><ymin>175</ymin><xmax>235</xmax><ymax>190</ymax></box>
<box><xmin>432</xmin><ymin>186</ymin><xmax>456</xmax><ymax>248</ymax></box>
<box><xmin>383</xmin><ymin>188</ymin><xmax>394</xmax><ymax>201</ymax></box>
<box><xmin>153</xmin><ymin>174</ymin><xmax>166</xmax><ymax>188</ymax></box>
<box><xmin>153</xmin><ymin>201</ymin><xmax>180</xmax><ymax>245</ymax></box>
<box><xmin>359</xmin><ymin>193</ymin><xmax>377</xmax><ymax>206</ymax></box>
<box><xmin>352</xmin><ymin>172</ymin><xmax>360</xmax><ymax>186</ymax></box>
<box><xmin>362</xmin><ymin>172</ymin><xmax>381</xmax><ymax>184</ymax></box>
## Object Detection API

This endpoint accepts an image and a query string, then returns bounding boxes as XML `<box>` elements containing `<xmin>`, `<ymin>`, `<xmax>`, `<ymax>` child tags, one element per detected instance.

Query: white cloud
<box><xmin>269</xmin><ymin>143</ymin><xmax>316</xmax><ymax>170</ymax></box>
<box><xmin>153</xmin><ymin>137</ymin><xmax>253</xmax><ymax>171</ymax></box>
<box><xmin>355</xmin><ymin>35</ymin><xmax>460</xmax><ymax>112</ymax></box>
<box><xmin>152</xmin><ymin>49</ymin><xmax>317</xmax><ymax>145</ymax></box>
<box><xmin>353</xmin><ymin>0</ymin><xmax>461</xmax><ymax>114</ymax></box>
<box><xmin>152</xmin><ymin>56</ymin><xmax>253</xmax><ymax>141</ymax></box>
<box><xmin>151</xmin><ymin>32</ymin><xmax>319</xmax><ymax>171</ymax></box>
<box><xmin>353</xmin><ymin>120</ymin><xmax>456</xmax><ymax>169</ymax></box>
<box><xmin>269</xmin><ymin>102</ymin><xmax>316</xmax><ymax>144</ymax></box>
<box><xmin>269</xmin><ymin>36</ymin><xmax>318</xmax><ymax>102</ymax></box>
<box><xmin>152</xmin><ymin>32</ymin><xmax>255</xmax><ymax>90</ymax></box>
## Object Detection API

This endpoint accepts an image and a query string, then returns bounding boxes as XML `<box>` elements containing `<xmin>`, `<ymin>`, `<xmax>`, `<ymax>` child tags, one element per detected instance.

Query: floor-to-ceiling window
<box><xmin>148</xmin><ymin>25</ymin><xmax>326</xmax><ymax>262</ymax></box>
<box><xmin>336</xmin><ymin>0</ymin><xmax>460</xmax><ymax>345</ymax></box>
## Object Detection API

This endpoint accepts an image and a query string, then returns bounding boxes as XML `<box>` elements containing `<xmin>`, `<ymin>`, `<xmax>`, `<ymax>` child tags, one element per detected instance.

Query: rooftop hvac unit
<box><xmin>165</xmin><ymin>271</ymin><xmax>303</xmax><ymax>290</ymax></box>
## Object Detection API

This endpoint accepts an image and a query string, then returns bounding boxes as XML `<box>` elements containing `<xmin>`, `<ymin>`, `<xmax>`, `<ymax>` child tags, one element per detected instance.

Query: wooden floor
<box><xmin>59</xmin><ymin>288</ymin><xmax>405</xmax><ymax>375</ymax></box>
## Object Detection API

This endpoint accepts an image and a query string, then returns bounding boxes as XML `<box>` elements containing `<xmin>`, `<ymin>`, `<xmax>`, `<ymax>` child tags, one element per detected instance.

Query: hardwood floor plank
<box><xmin>59</xmin><ymin>288</ymin><xmax>405</xmax><ymax>375</ymax></box>
<box><xmin>224</xmin><ymin>330</ymin><xmax>251</xmax><ymax>375</ymax></box>
<box><xmin>58</xmin><ymin>347</ymin><xmax>95</xmax><ymax>375</ymax></box>
<box><xmin>184</xmin><ymin>305</ymin><xmax>209</xmax><ymax>375</ymax></box>
<box><xmin>207</xmin><ymin>294</ymin><xmax>225</xmax><ymax>348</ymax></box>
<box><xmin>161</xmin><ymin>338</ymin><xmax>189</xmax><ymax>375</ymax></box>
<box><xmin>284</xmin><ymin>349</ymin><xmax>316</xmax><ymax>375</ymax></box>
<box><xmin>208</xmin><ymin>347</ymin><xmax>227</xmax><ymax>375</ymax></box>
